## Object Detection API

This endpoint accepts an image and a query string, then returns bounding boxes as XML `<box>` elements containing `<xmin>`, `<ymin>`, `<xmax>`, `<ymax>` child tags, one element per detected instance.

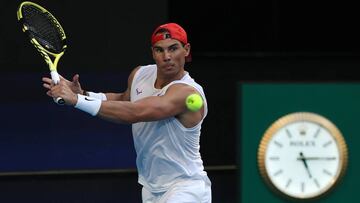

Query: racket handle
<box><xmin>54</xmin><ymin>97</ymin><xmax>65</xmax><ymax>105</ymax></box>
<box><xmin>50</xmin><ymin>70</ymin><xmax>65</xmax><ymax>105</ymax></box>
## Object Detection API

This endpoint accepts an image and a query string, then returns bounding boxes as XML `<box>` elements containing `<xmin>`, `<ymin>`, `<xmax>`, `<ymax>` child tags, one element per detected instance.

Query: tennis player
<box><xmin>43</xmin><ymin>23</ymin><xmax>212</xmax><ymax>203</ymax></box>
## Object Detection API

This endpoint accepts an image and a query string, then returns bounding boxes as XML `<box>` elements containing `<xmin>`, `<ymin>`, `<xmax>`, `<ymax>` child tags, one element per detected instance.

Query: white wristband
<box><xmin>75</xmin><ymin>94</ymin><xmax>102</xmax><ymax>116</ymax></box>
<box><xmin>88</xmin><ymin>92</ymin><xmax>107</xmax><ymax>101</ymax></box>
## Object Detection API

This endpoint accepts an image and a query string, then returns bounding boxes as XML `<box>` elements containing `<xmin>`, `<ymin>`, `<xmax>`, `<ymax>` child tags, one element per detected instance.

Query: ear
<box><xmin>184</xmin><ymin>43</ymin><xmax>191</xmax><ymax>56</ymax></box>
<box><xmin>151</xmin><ymin>46</ymin><xmax>156</xmax><ymax>59</ymax></box>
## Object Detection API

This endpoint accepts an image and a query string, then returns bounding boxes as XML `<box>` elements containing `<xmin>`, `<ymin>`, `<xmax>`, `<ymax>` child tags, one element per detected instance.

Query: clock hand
<box><xmin>296</xmin><ymin>157</ymin><xmax>337</xmax><ymax>161</ymax></box>
<box><xmin>299</xmin><ymin>152</ymin><xmax>312</xmax><ymax>179</ymax></box>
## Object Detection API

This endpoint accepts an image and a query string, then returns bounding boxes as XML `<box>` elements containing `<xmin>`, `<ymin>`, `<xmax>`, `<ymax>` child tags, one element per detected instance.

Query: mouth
<box><xmin>163</xmin><ymin>64</ymin><xmax>174</xmax><ymax>69</ymax></box>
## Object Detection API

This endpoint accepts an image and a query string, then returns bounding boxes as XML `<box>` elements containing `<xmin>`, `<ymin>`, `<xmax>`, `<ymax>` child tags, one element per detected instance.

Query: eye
<box><xmin>168</xmin><ymin>45</ymin><xmax>179</xmax><ymax>52</ymax></box>
<box><xmin>153</xmin><ymin>47</ymin><xmax>163</xmax><ymax>53</ymax></box>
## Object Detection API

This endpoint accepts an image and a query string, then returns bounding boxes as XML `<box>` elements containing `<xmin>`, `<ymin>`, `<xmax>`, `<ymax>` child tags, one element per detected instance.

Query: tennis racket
<box><xmin>17</xmin><ymin>1</ymin><xmax>67</xmax><ymax>105</ymax></box>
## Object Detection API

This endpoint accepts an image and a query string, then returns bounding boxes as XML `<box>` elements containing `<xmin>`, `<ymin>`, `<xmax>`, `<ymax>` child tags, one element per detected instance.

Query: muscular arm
<box><xmin>48</xmin><ymin>66</ymin><xmax>203</xmax><ymax>126</ymax></box>
<box><xmin>97</xmin><ymin>84</ymin><xmax>202</xmax><ymax>125</ymax></box>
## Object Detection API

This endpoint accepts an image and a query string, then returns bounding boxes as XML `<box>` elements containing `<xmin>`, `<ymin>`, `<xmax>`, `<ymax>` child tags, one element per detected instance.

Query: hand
<box><xmin>48</xmin><ymin>80</ymin><xmax>78</xmax><ymax>106</ymax></box>
<box><xmin>42</xmin><ymin>74</ymin><xmax>80</xmax><ymax>106</ymax></box>
<box><xmin>66</xmin><ymin>74</ymin><xmax>84</xmax><ymax>95</ymax></box>
<box><xmin>298</xmin><ymin>152</ymin><xmax>312</xmax><ymax>179</ymax></box>
<box><xmin>42</xmin><ymin>74</ymin><xmax>84</xmax><ymax>95</ymax></box>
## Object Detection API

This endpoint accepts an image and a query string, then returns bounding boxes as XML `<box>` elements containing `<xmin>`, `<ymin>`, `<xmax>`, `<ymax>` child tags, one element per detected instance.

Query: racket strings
<box><xmin>22</xmin><ymin>5</ymin><xmax>64</xmax><ymax>53</ymax></box>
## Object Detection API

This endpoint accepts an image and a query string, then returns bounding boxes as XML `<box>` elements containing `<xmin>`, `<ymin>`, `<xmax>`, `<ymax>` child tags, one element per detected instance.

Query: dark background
<box><xmin>170</xmin><ymin>0</ymin><xmax>360</xmax><ymax>55</ymax></box>
<box><xmin>1</xmin><ymin>0</ymin><xmax>359</xmax><ymax>202</ymax></box>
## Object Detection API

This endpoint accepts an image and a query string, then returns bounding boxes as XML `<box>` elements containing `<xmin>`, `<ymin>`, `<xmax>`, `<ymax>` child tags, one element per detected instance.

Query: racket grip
<box><xmin>50</xmin><ymin>70</ymin><xmax>65</xmax><ymax>105</ymax></box>
<box><xmin>54</xmin><ymin>97</ymin><xmax>65</xmax><ymax>105</ymax></box>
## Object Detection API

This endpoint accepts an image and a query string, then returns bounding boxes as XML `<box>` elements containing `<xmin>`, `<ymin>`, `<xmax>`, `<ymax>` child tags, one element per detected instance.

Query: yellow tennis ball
<box><xmin>186</xmin><ymin>93</ymin><xmax>203</xmax><ymax>112</ymax></box>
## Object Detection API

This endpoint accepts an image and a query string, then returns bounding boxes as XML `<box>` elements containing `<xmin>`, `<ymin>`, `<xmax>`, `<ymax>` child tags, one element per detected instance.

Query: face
<box><xmin>152</xmin><ymin>38</ymin><xmax>190</xmax><ymax>78</ymax></box>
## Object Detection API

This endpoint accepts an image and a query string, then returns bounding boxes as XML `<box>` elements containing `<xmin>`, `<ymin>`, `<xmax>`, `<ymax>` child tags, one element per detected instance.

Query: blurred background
<box><xmin>1</xmin><ymin>0</ymin><xmax>359</xmax><ymax>202</ymax></box>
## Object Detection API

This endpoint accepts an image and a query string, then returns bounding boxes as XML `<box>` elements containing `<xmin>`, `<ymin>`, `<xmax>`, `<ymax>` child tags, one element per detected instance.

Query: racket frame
<box><xmin>17</xmin><ymin>1</ymin><xmax>67</xmax><ymax>105</ymax></box>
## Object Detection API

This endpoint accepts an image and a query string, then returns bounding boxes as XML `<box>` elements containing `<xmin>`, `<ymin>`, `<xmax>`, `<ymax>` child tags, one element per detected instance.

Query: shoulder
<box><xmin>165</xmin><ymin>83</ymin><xmax>200</xmax><ymax>99</ymax></box>
<box><xmin>129</xmin><ymin>64</ymin><xmax>157</xmax><ymax>82</ymax></box>
<box><xmin>136</xmin><ymin>64</ymin><xmax>157</xmax><ymax>74</ymax></box>
<box><xmin>168</xmin><ymin>76</ymin><xmax>205</xmax><ymax>98</ymax></box>
<box><xmin>131</xmin><ymin>64</ymin><xmax>157</xmax><ymax>81</ymax></box>
<box><xmin>166</xmin><ymin>80</ymin><xmax>207</xmax><ymax>119</ymax></box>
<box><xmin>165</xmin><ymin>84</ymin><xmax>206</xmax><ymax>126</ymax></box>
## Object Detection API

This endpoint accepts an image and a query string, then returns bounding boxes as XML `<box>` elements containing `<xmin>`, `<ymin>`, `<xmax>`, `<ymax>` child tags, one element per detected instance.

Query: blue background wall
<box><xmin>1</xmin><ymin>73</ymin><xmax>136</xmax><ymax>173</ymax></box>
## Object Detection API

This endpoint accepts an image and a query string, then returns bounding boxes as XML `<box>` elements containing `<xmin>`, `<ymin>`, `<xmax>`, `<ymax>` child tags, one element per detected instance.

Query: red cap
<box><xmin>151</xmin><ymin>23</ymin><xmax>191</xmax><ymax>62</ymax></box>
<box><xmin>151</xmin><ymin>23</ymin><xmax>188</xmax><ymax>46</ymax></box>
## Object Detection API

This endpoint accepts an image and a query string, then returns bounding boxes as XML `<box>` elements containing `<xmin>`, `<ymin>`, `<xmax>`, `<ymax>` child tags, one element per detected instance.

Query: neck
<box><xmin>155</xmin><ymin>70</ymin><xmax>186</xmax><ymax>89</ymax></box>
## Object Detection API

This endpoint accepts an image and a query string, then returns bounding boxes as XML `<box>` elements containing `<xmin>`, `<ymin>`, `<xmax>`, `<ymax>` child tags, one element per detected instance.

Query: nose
<box><xmin>163</xmin><ymin>50</ymin><xmax>171</xmax><ymax>61</ymax></box>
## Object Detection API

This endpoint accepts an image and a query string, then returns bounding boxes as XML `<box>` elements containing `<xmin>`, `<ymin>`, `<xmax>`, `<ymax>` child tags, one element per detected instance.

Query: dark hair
<box><xmin>154</xmin><ymin>28</ymin><xmax>169</xmax><ymax>35</ymax></box>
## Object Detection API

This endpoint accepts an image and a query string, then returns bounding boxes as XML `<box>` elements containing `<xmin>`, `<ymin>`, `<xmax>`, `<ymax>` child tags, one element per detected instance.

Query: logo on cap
<box><xmin>164</xmin><ymin>33</ymin><xmax>171</xmax><ymax>39</ymax></box>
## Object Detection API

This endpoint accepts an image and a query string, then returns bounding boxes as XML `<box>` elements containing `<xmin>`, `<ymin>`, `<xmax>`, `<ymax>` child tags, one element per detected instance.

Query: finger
<box><xmin>72</xmin><ymin>74</ymin><xmax>80</xmax><ymax>86</ymax></box>
<box><xmin>46</xmin><ymin>90</ymin><xmax>53</xmax><ymax>97</ymax></box>
<box><xmin>43</xmin><ymin>83</ymin><xmax>52</xmax><ymax>90</ymax></box>
<box><xmin>42</xmin><ymin>77</ymin><xmax>53</xmax><ymax>84</ymax></box>
<box><xmin>72</xmin><ymin>74</ymin><xmax>79</xmax><ymax>82</ymax></box>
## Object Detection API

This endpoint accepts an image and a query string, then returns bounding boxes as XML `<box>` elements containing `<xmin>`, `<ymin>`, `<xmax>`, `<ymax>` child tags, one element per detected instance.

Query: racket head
<box><xmin>17</xmin><ymin>1</ymin><xmax>67</xmax><ymax>55</ymax></box>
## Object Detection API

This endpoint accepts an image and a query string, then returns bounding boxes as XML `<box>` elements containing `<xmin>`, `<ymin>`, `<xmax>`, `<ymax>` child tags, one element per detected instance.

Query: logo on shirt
<box><xmin>136</xmin><ymin>88</ymin><xmax>143</xmax><ymax>95</ymax></box>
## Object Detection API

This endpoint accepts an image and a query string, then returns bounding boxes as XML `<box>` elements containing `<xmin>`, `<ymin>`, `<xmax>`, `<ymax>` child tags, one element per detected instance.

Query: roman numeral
<box><xmin>313</xmin><ymin>127</ymin><xmax>321</xmax><ymax>138</ymax></box>
<box><xmin>301</xmin><ymin>182</ymin><xmax>305</xmax><ymax>193</ymax></box>
<box><xmin>323</xmin><ymin>169</ymin><xmax>333</xmax><ymax>176</ymax></box>
<box><xmin>273</xmin><ymin>169</ymin><xmax>283</xmax><ymax>177</ymax></box>
<box><xmin>286</xmin><ymin>128</ymin><xmax>292</xmax><ymax>138</ymax></box>
<box><xmin>313</xmin><ymin>178</ymin><xmax>320</xmax><ymax>188</ymax></box>
<box><xmin>323</xmin><ymin>140</ymin><xmax>333</xmax><ymax>148</ymax></box>
<box><xmin>274</xmin><ymin>140</ymin><xmax>283</xmax><ymax>148</ymax></box>
<box><xmin>285</xmin><ymin>179</ymin><xmax>292</xmax><ymax>188</ymax></box>
<box><xmin>269</xmin><ymin>156</ymin><xmax>280</xmax><ymax>161</ymax></box>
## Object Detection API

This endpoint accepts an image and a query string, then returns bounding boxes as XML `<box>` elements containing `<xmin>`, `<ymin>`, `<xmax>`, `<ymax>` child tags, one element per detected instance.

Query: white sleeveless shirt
<box><xmin>130</xmin><ymin>64</ymin><xmax>210</xmax><ymax>192</ymax></box>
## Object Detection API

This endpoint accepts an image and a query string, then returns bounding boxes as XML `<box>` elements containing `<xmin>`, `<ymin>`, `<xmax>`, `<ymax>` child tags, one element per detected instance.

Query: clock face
<box><xmin>258</xmin><ymin>112</ymin><xmax>348</xmax><ymax>200</ymax></box>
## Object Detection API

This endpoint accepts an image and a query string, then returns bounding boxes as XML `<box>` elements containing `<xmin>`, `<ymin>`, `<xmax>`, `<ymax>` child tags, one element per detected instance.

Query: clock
<box><xmin>257</xmin><ymin>112</ymin><xmax>348</xmax><ymax>200</ymax></box>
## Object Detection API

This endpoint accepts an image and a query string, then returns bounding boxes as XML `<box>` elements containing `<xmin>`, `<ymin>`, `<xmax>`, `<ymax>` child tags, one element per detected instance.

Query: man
<box><xmin>43</xmin><ymin>23</ymin><xmax>212</xmax><ymax>203</ymax></box>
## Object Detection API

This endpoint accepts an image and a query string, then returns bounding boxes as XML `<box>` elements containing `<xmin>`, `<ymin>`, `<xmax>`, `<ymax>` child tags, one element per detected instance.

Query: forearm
<box><xmin>74</xmin><ymin>91</ymin><xmax>181</xmax><ymax>124</ymax></box>
<box><xmin>97</xmin><ymin>100</ymin><xmax>140</xmax><ymax>124</ymax></box>
<box><xmin>98</xmin><ymin>95</ymin><xmax>182</xmax><ymax>124</ymax></box>
<box><xmin>74</xmin><ymin>87</ymin><xmax>134</xmax><ymax>123</ymax></box>
<box><xmin>74</xmin><ymin>94</ymin><xmax>136</xmax><ymax>123</ymax></box>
